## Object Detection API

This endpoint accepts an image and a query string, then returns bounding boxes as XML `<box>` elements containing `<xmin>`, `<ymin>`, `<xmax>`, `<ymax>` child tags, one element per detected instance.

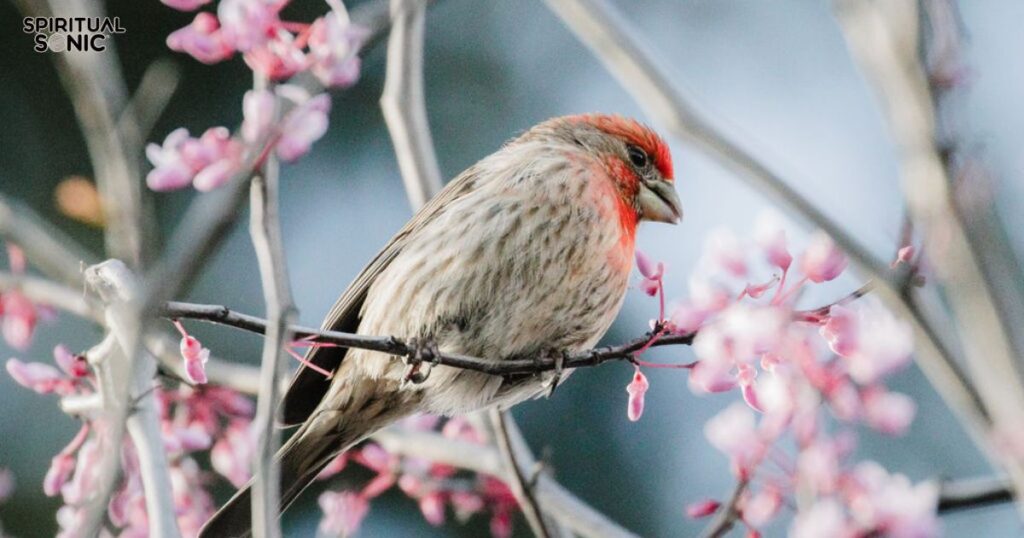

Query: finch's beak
<box><xmin>638</xmin><ymin>181</ymin><xmax>682</xmax><ymax>224</ymax></box>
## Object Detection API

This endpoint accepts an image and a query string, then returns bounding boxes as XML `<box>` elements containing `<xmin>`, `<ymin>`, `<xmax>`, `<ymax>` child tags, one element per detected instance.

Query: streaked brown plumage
<box><xmin>199</xmin><ymin>114</ymin><xmax>681</xmax><ymax>537</ymax></box>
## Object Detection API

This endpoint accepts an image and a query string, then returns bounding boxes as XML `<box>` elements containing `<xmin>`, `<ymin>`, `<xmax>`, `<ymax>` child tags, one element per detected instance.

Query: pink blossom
<box><xmin>362</xmin><ymin>471</ymin><xmax>397</xmax><ymax>499</ymax></box>
<box><xmin>242</xmin><ymin>89</ymin><xmax>276</xmax><ymax>143</ymax></box>
<box><xmin>2</xmin><ymin>290</ymin><xmax>38</xmax><ymax>349</ymax></box>
<box><xmin>176</xmin><ymin>321</ymin><xmax>211</xmax><ymax>384</ymax></box>
<box><xmin>6</xmin><ymin>358</ymin><xmax>64</xmax><ymax>394</ymax></box>
<box><xmin>753</xmin><ymin>212</ymin><xmax>792</xmax><ymax>271</ymax></box>
<box><xmin>790</xmin><ymin>499</ymin><xmax>848</xmax><ymax>538</ymax></box>
<box><xmin>53</xmin><ymin>344</ymin><xmax>88</xmax><ymax>378</ymax></box>
<box><xmin>44</xmin><ymin>453</ymin><xmax>76</xmax><ymax>496</ymax></box>
<box><xmin>146</xmin><ymin>128</ymin><xmax>195</xmax><ymax>191</ymax></box>
<box><xmin>863</xmin><ymin>390</ymin><xmax>916</xmax><ymax>435</ymax></box>
<box><xmin>743</xmin><ymin>487</ymin><xmax>782</xmax><ymax>527</ymax></box>
<box><xmin>490</xmin><ymin>506</ymin><xmax>513</xmax><ymax>538</ymax></box>
<box><xmin>244</xmin><ymin>32</ymin><xmax>308</xmax><ymax>80</ymax></box>
<box><xmin>845</xmin><ymin>303</ymin><xmax>913</xmax><ymax>385</ymax></box>
<box><xmin>821</xmin><ymin>305</ymin><xmax>857</xmax><ymax>357</ymax></box>
<box><xmin>166</xmin><ymin>13</ymin><xmax>234</xmax><ymax>65</ymax></box>
<box><xmin>684</xmin><ymin>499</ymin><xmax>720</xmax><ymax>518</ymax></box>
<box><xmin>276</xmin><ymin>88</ymin><xmax>331</xmax><ymax>162</ymax></box>
<box><xmin>800</xmin><ymin>231</ymin><xmax>848</xmax><ymax>283</ymax></box>
<box><xmin>317</xmin><ymin>453</ymin><xmax>349</xmax><ymax>480</ymax></box>
<box><xmin>217</xmin><ymin>0</ymin><xmax>281</xmax><ymax>52</ymax></box>
<box><xmin>450</xmin><ymin>491</ymin><xmax>485</xmax><ymax>519</ymax></box>
<box><xmin>635</xmin><ymin>250</ymin><xmax>664</xmax><ymax>296</ymax></box>
<box><xmin>625</xmin><ymin>367</ymin><xmax>649</xmax><ymax>422</ymax></box>
<box><xmin>848</xmin><ymin>462</ymin><xmax>939</xmax><ymax>537</ymax></box>
<box><xmin>419</xmin><ymin>492</ymin><xmax>447</xmax><ymax>526</ymax></box>
<box><xmin>211</xmin><ymin>420</ymin><xmax>254</xmax><ymax>487</ymax></box>
<box><xmin>705</xmin><ymin>403</ymin><xmax>765</xmax><ymax>477</ymax></box>
<box><xmin>797</xmin><ymin>441</ymin><xmax>840</xmax><ymax>495</ymax></box>
<box><xmin>703</xmin><ymin>228</ymin><xmax>747</xmax><ymax>277</ymax></box>
<box><xmin>308</xmin><ymin>15</ymin><xmax>366</xmax><ymax>88</ymax></box>
<box><xmin>6</xmin><ymin>243</ymin><xmax>25</xmax><ymax>274</ymax></box>
<box><xmin>160</xmin><ymin>0</ymin><xmax>210</xmax><ymax>11</ymax></box>
<box><xmin>318</xmin><ymin>490</ymin><xmax>369</xmax><ymax>536</ymax></box>
<box><xmin>355</xmin><ymin>443</ymin><xmax>398</xmax><ymax>474</ymax></box>
<box><xmin>669</xmin><ymin>302</ymin><xmax>706</xmax><ymax>335</ymax></box>
<box><xmin>688</xmin><ymin>357</ymin><xmax>736</xmax><ymax>394</ymax></box>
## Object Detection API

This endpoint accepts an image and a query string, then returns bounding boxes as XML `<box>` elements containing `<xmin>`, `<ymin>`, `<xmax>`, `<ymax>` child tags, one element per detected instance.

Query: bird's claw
<box><xmin>541</xmin><ymin>350</ymin><xmax>566</xmax><ymax>398</ymax></box>
<box><xmin>401</xmin><ymin>337</ymin><xmax>438</xmax><ymax>388</ymax></box>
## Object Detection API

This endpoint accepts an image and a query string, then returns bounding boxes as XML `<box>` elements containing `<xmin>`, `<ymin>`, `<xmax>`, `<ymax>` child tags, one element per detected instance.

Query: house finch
<box><xmin>200</xmin><ymin>113</ymin><xmax>681</xmax><ymax>537</ymax></box>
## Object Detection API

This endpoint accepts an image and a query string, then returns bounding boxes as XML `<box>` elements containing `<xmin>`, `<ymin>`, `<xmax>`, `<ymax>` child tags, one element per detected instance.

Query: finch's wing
<box><xmin>280</xmin><ymin>168</ymin><xmax>482</xmax><ymax>425</ymax></box>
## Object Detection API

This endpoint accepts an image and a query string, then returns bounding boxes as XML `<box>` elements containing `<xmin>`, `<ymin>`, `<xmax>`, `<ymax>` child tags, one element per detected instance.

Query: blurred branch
<box><xmin>0</xmin><ymin>195</ymin><xmax>96</xmax><ymax>286</ymax></box>
<box><xmin>380</xmin><ymin>0</ymin><xmax>444</xmax><ymax>209</ymax></box>
<box><xmin>542</xmin><ymin>0</ymin><xmax>993</xmax><ymax>481</ymax></box>
<box><xmin>119</xmin><ymin>59</ymin><xmax>181</xmax><ymax>145</ymax></box>
<box><xmin>490</xmin><ymin>410</ymin><xmax>552</xmax><ymax>538</ymax></box>
<box><xmin>248</xmin><ymin>136</ymin><xmax>296</xmax><ymax>537</ymax></box>
<box><xmin>372</xmin><ymin>428</ymin><xmax>640</xmax><ymax>538</ymax></box>
<box><xmin>938</xmin><ymin>475</ymin><xmax>1014</xmax><ymax>513</ymax></box>
<box><xmin>15</xmin><ymin>0</ymin><xmax>152</xmax><ymax>267</ymax></box>
<box><xmin>836</xmin><ymin>0</ymin><xmax>1024</xmax><ymax>510</ymax></box>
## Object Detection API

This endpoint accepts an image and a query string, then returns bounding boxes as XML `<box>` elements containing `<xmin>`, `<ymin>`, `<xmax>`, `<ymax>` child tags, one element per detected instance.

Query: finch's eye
<box><xmin>627</xmin><ymin>144</ymin><xmax>649</xmax><ymax>169</ymax></box>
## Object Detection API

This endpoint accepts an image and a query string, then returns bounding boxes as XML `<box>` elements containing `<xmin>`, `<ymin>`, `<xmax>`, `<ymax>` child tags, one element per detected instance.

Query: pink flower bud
<box><xmin>800</xmin><ymin>232</ymin><xmax>848</xmax><ymax>283</ymax></box>
<box><xmin>754</xmin><ymin>212</ymin><xmax>792</xmax><ymax>271</ymax></box>
<box><xmin>892</xmin><ymin>245</ymin><xmax>916</xmax><ymax>268</ymax></box>
<box><xmin>419</xmin><ymin>492</ymin><xmax>446</xmax><ymax>526</ymax></box>
<box><xmin>308</xmin><ymin>16</ymin><xmax>368</xmax><ymax>88</ymax></box>
<box><xmin>685</xmin><ymin>499</ymin><xmax>721</xmax><ymax>518</ymax></box>
<box><xmin>241</xmin><ymin>89</ymin><xmax>276</xmax><ymax>143</ymax></box>
<box><xmin>318</xmin><ymin>491</ymin><xmax>369</xmax><ymax>536</ymax></box>
<box><xmin>820</xmin><ymin>305</ymin><xmax>857</xmax><ymax>357</ymax></box>
<box><xmin>6</xmin><ymin>243</ymin><xmax>26</xmax><ymax>274</ymax></box>
<box><xmin>166</xmin><ymin>13</ymin><xmax>234</xmax><ymax>65</ymax></box>
<box><xmin>6</xmin><ymin>358</ymin><xmax>63</xmax><ymax>394</ymax></box>
<box><xmin>53</xmin><ymin>345</ymin><xmax>88</xmax><ymax>378</ymax></box>
<box><xmin>44</xmin><ymin>453</ymin><xmax>75</xmax><ymax>496</ymax></box>
<box><xmin>2</xmin><ymin>291</ymin><xmax>37</xmax><ymax>350</ymax></box>
<box><xmin>450</xmin><ymin>491</ymin><xmax>485</xmax><ymax>518</ymax></box>
<box><xmin>218</xmin><ymin>0</ymin><xmax>281</xmax><ymax>52</ymax></box>
<box><xmin>355</xmin><ymin>443</ymin><xmax>395</xmax><ymax>473</ymax></box>
<box><xmin>863</xmin><ymin>390</ymin><xmax>916</xmax><ymax>435</ymax></box>
<box><xmin>626</xmin><ymin>367</ymin><xmax>650</xmax><ymax>422</ymax></box>
<box><xmin>490</xmin><ymin>507</ymin><xmax>513</xmax><ymax>538</ymax></box>
<box><xmin>275</xmin><ymin>88</ymin><xmax>331</xmax><ymax>162</ymax></box>
<box><xmin>362</xmin><ymin>472</ymin><xmax>397</xmax><ymax>500</ymax></box>
<box><xmin>316</xmin><ymin>453</ymin><xmax>349</xmax><ymax>481</ymax></box>
<box><xmin>635</xmin><ymin>250</ymin><xmax>663</xmax><ymax>280</ymax></box>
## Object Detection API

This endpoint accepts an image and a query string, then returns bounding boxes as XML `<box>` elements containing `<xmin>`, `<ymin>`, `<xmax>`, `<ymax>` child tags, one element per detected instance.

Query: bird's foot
<box><xmin>401</xmin><ymin>337</ymin><xmax>438</xmax><ymax>388</ymax></box>
<box><xmin>539</xmin><ymin>349</ymin><xmax>566</xmax><ymax>398</ymax></box>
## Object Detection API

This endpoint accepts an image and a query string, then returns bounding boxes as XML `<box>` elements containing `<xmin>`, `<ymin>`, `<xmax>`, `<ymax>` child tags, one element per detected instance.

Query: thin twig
<box><xmin>380</xmin><ymin>0</ymin><xmax>444</xmax><ymax>209</ymax></box>
<box><xmin>248</xmin><ymin>120</ymin><xmax>297</xmax><ymax>538</ymax></box>
<box><xmin>0</xmin><ymin>194</ymin><xmax>97</xmax><ymax>286</ymax></box>
<box><xmin>490</xmin><ymin>410</ymin><xmax>552</xmax><ymax>538</ymax></box>
<box><xmin>699</xmin><ymin>478</ymin><xmax>749</xmax><ymax>538</ymax></box>
<box><xmin>938</xmin><ymin>475</ymin><xmax>1014</xmax><ymax>513</ymax></box>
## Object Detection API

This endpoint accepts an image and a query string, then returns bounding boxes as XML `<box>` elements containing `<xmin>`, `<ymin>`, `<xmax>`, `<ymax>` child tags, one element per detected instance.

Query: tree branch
<box><xmin>699</xmin><ymin>478</ymin><xmax>749</xmax><ymax>538</ymax></box>
<box><xmin>380</xmin><ymin>0</ymin><xmax>444</xmax><ymax>209</ymax></box>
<box><xmin>490</xmin><ymin>410</ymin><xmax>552</xmax><ymax>538</ymax></box>
<box><xmin>248</xmin><ymin>122</ymin><xmax>297</xmax><ymax>538</ymax></box>
<box><xmin>938</xmin><ymin>475</ymin><xmax>1014</xmax><ymax>513</ymax></box>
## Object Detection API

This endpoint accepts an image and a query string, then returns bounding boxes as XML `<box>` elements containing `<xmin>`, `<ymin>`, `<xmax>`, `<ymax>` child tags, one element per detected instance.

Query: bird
<box><xmin>199</xmin><ymin>113</ymin><xmax>681</xmax><ymax>537</ymax></box>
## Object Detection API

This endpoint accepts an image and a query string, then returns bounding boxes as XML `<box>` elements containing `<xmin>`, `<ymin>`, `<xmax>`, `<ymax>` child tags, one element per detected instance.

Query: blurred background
<box><xmin>1</xmin><ymin>0</ymin><xmax>1022</xmax><ymax>535</ymax></box>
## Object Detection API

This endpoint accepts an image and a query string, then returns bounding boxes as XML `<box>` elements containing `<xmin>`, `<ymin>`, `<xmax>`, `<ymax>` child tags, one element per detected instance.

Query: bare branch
<box><xmin>83</xmin><ymin>260</ymin><xmax>180</xmax><ymax>538</ymax></box>
<box><xmin>380</xmin><ymin>0</ymin><xmax>444</xmax><ymax>209</ymax></box>
<box><xmin>119</xmin><ymin>59</ymin><xmax>181</xmax><ymax>147</ymax></box>
<box><xmin>699</xmin><ymin>478</ymin><xmax>749</xmax><ymax>538</ymax></box>
<box><xmin>490</xmin><ymin>410</ymin><xmax>551</xmax><ymax>538</ymax></box>
<box><xmin>0</xmin><ymin>194</ymin><xmax>97</xmax><ymax>286</ymax></box>
<box><xmin>248</xmin><ymin>133</ymin><xmax>297</xmax><ymax>538</ymax></box>
<box><xmin>938</xmin><ymin>475</ymin><xmax>1014</xmax><ymax>513</ymax></box>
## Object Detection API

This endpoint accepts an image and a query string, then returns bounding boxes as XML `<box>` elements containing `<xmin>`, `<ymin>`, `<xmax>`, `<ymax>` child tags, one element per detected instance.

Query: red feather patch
<box><xmin>573</xmin><ymin>114</ymin><xmax>674</xmax><ymax>180</ymax></box>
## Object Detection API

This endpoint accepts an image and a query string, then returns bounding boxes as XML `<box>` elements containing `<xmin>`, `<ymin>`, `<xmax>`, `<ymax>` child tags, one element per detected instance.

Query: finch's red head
<box><xmin>549</xmin><ymin>114</ymin><xmax>681</xmax><ymax>225</ymax></box>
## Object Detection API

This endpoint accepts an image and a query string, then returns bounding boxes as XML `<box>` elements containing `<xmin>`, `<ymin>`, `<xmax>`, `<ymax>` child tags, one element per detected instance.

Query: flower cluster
<box><xmin>316</xmin><ymin>415</ymin><xmax>519</xmax><ymax>537</ymax></box>
<box><xmin>5</xmin><ymin>342</ymin><xmax>255</xmax><ymax>537</ymax></box>
<box><xmin>146</xmin><ymin>0</ymin><xmax>363</xmax><ymax>193</ymax></box>
<box><xmin>629</xmin><ymin>215</ymin><xmax>936</xmax><ymax>536</ymax></box>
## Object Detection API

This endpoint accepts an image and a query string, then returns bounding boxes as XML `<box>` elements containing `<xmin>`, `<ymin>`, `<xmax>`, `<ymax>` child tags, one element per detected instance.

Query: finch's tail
<box><xmin>199</xmin><ymin>384</ymin><xmax>417</xmax><ymax>538</ymax></box>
